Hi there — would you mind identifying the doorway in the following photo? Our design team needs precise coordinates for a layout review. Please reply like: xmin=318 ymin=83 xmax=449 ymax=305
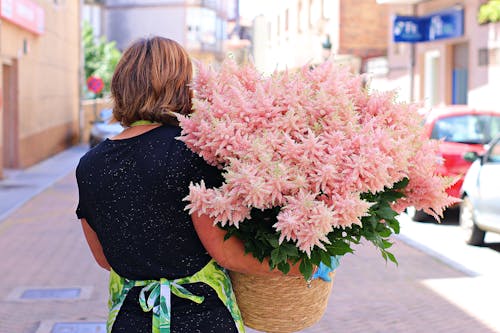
xmin=451 ymin=43 xmax=469 ymax=105
xmin=2 ymin=61 xmax=19 ymax=170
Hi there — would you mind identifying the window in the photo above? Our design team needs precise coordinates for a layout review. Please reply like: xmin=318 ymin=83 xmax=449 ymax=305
xmin=431 ymin=114 xmax=500 ymax=144
xmin=277 ymin=15 xmax=281 ymax=37
xmin=298 ymin=1 xmax=302 ymax=33
xmin=285 ymin=9 xmax=289 ymax=32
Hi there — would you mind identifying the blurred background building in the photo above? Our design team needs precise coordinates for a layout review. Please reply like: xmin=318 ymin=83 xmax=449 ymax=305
xmin=248 ymin=0 xmax=389 ymax=74
xmin=2 ymin=0 xmax=500 ymax=179
xmin=0 ymin=0 xmax=80 ymax=179
xmin=83 ymin=0 xmax=240 ymax=63
xmin=376 ymin=0 xmax=500 ymax=109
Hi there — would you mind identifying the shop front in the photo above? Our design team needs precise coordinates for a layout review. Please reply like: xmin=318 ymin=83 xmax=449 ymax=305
xmin=379 ymin=0 xmax=500 ymax=111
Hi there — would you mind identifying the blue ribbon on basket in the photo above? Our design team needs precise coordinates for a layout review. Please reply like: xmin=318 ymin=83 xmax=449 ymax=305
xmin=311 ymin=256 xmax=341 ymax=282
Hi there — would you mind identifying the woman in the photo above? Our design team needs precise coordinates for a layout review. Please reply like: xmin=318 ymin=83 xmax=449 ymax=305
xmin=76 ymin=37 xmax=300 ymax=333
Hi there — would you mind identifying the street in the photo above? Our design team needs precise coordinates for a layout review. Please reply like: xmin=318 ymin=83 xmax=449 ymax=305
xmin=0 ymin=146 xmax=499 ymax=333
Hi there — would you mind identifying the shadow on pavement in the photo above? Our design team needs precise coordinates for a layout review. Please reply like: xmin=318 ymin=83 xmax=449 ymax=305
xmin=441 ymin=207 xmax=459 ymax=225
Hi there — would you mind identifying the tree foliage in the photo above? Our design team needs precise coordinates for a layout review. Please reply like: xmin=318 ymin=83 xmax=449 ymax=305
xmin=82 ymin=20 xmax=121 ymax=97
xmin=478 ymin=0 xmax=500 ymax=24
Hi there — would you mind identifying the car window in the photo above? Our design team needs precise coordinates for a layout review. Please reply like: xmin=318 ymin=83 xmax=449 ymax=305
xmin=431 ymin=114 xmax=500 ymax=144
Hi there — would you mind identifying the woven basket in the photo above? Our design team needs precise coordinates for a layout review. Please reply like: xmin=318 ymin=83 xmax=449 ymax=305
xmin=229 ymin=271 xmax=335 ymax=333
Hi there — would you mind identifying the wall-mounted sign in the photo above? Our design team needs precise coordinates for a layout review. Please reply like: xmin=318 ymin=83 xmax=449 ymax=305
xmin=87 ymin=76 xmax=104 ymax=94
xmin=0 ymin=0 xmax=45 ymax=35
xmin=393 ymin=7 xmax=463 ymax=43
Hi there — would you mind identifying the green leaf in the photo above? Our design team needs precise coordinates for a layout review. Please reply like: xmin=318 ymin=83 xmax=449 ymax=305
xmin=325 ymin=241 xmax=353 ymax=256
xmin=385 ymin=251 xmax=398 ymax=265
xmin=310 ymin=249 xmax=322 ymax=266
xmin=381 ymin=240 xmax=393 ymax=249
xmin=277 ymin=261 xmax=291 ymax=274
xmin=381 ymin=191 xmax=405 ymax=202
xmin=376 ymin=205 xmax=398 ymax=221
xmin=378 ymin=228 xmax=392 ymax=238
xmin=320 ymin=251 xmax=332 ymax=268
xmin=386 ymin=218 xmax=400 ymax=234
xmin=267 ymin=237 xmax=279 ymax=248
xmin=270 ymin=248 xmax=281 ymax=265
xmin=392 ymin=177 xmax=409 ymax=190
xmin=299 ymin=258 xmax=314 ymax=280
xmin=280 ymin=243 xmax=299 ymax=257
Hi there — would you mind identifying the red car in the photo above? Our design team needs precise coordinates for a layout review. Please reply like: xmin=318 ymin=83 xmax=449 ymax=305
xmin=410 ymin=105 xmax=500 ymax=221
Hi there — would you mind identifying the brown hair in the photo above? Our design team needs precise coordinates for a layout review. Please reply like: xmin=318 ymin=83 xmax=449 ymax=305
xmin=111 ymin=37 xmax=193 ymax=126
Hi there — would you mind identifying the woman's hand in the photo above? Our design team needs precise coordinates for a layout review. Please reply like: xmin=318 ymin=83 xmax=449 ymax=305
xmin=192 ymin=213 xmax=302 ymax=277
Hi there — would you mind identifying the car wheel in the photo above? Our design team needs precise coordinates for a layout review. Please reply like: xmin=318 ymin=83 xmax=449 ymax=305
xmin=459 ymin=196 xmax=485 ymax=246
xmin=406 ymin=206 xmax=431 ymax=222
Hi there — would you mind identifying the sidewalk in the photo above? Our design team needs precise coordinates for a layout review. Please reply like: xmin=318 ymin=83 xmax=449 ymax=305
xmin=0 ymin=145 xmax=88 ymax=223
xmin=0 ymin=146 xmax=499 ymax=333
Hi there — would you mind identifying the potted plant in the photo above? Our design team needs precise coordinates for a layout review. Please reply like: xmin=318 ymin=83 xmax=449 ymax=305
xmin=177 ymin=60 xmax=457 ymax=333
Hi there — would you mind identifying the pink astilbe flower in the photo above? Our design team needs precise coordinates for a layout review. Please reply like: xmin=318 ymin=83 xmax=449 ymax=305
xmin=177 ymin=59 xmax=456 ymax=256
xmin=274 ymin=191 xmax=334 ymax=255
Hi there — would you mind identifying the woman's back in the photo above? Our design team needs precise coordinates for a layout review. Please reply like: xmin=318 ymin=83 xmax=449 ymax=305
xmin=76 ymin=125 xmax=223 ymax=280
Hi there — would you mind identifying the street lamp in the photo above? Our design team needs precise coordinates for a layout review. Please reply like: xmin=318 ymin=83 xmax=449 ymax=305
xmin=321 ymin=34 xmax=332 ymax=61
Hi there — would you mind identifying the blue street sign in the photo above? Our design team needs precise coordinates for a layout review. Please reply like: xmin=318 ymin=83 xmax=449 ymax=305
xmin=393 ymin=7 xmax=464 ymax=43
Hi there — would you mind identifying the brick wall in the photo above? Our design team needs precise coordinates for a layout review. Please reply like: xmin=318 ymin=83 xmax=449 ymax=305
xmin=339 ymin=0 xmax=389 ymax=60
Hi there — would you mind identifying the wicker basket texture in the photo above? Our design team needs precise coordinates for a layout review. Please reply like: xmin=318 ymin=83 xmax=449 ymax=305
xmin=229 ymin=271 xmax=335 ymax=333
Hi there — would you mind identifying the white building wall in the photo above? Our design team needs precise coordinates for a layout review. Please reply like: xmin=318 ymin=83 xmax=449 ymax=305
xmin=251 ymin=0 xmax=333 ymax=74
xmin=468 ymin=19 xmax=500 ymax=111
xmin=105 ymin=6 xmax=186 ymax=50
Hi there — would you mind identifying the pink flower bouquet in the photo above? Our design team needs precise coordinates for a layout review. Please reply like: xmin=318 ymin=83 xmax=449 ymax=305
xmin=177 ymin=60 xmax=458 ymax=279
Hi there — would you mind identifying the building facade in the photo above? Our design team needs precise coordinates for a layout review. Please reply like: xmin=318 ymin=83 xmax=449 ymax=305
xmin=251 ymin=0 xmax=389 ymax=74
xmin=84 ymin=0 xmax=238 ymax=63
xmin=0 ymin=0 xmax=80 ymax=178
xmin=377 ymin=0 xmax=500 ymax=109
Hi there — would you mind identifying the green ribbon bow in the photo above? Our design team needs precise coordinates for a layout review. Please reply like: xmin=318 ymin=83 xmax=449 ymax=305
xmin=138 ymin=278 xmax=205 ymax=333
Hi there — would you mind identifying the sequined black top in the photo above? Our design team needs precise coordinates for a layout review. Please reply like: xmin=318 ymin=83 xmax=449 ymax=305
xmin=76 ymin=125 xmax=240 ymax=332
xmin=76 ymin=125 xmax=224 ymax=280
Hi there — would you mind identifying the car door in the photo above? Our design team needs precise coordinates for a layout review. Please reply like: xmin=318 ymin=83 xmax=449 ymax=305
xmin=476 ymin=137 xmax=500 ymax=228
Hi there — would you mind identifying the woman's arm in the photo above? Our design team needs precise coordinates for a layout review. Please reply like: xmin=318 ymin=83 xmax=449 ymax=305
xmin=192 ymin=213 xmax=302 ymax=276
xmin=80 ymin=218 xmax=111 ymax=271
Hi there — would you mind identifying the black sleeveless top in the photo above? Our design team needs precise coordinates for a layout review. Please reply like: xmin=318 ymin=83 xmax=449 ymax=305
xmin=76 ymin=124 xmax=224 ymax=280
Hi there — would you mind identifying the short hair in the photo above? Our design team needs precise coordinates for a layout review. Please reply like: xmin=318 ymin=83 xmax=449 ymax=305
xmin=111 ymin=37 xmax=193 ymax=126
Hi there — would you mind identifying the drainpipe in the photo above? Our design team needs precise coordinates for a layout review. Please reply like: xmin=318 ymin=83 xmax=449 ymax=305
xmin=409 ymin=3 xmax=417 ymax=102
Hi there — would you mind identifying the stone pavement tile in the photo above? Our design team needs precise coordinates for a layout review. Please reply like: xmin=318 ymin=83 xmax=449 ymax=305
xmin=0 ymin=172 xmax=108 ymax=333
xmin=1 ymin=168 xmax=499 ymax=333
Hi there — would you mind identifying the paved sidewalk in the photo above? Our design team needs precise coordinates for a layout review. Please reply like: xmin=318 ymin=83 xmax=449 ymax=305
xmin=0 ymin=146 xmax=499 ymax=333
xmin=0 ymin=145 xmax=88 ymax=223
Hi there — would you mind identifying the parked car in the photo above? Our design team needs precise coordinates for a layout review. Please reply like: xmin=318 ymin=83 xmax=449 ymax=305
xmin=89 ymin=108 xmax=124 ymax=148
xmin=459 ymin=135 xmax=500 ymax=245
xmin=408 ymin=105 xmax=500 ymax=221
